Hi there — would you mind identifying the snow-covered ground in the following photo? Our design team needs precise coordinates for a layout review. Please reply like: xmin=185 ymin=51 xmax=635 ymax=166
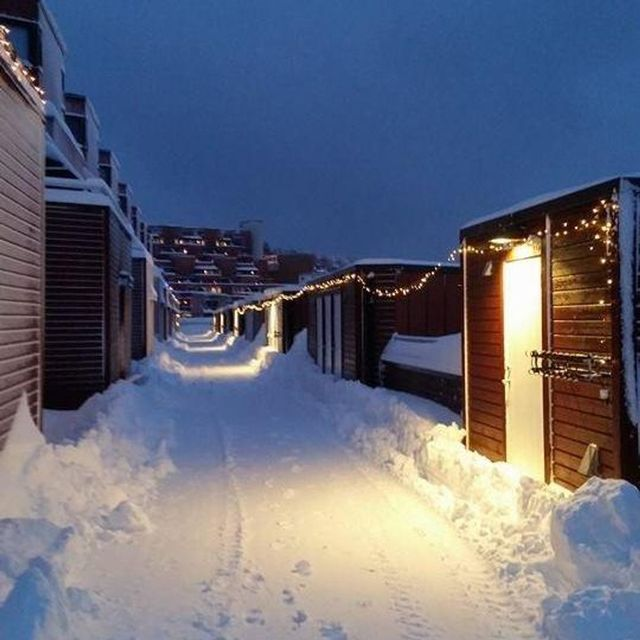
xmin=0 ymin=322 xmax=639 ymax=639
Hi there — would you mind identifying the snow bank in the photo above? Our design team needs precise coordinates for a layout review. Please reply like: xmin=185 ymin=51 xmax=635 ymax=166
xmin=543 ymin=586 xmax=640 ymax=640
xmin=276 ymin=335 xmax=640 ymax=637
xmin=381 ymin=333 xmax=462 ymax=376
xmin=0 ymin=558 xmax=70 ymax=640
xmin=550 ymin=478 xmax=640 ymax=588
xmin=0 ymin=381 xmax=174 ymax=636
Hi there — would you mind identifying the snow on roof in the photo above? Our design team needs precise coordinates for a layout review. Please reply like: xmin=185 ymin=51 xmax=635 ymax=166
xmin=461 ymin=175 xmax=640 ymax=231
xmin=350 ymin=258 xmax=443 ymax=268
xmin=381 ymin=333 xmax=462 ymax=376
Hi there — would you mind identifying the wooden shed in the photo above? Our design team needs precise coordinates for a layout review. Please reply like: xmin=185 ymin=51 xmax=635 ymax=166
xmin=262 ymin=287 xmax=307 ymax=353
xmin=460 ymin=177 xmax=640 ymax=489
xmin=306 ymin=261 xmax=462 ymax=387
xmin=44 ymin=180 xmax=133 ymax=409
xmin=0 ymin=28 xmax=45 ymax=445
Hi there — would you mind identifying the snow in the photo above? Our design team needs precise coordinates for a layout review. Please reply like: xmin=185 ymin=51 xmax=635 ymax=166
xmin=0 ymin=322 xmax=638 ymax=638
xmin=549 ymin=478 xmax=640 ymax=589
xmin=349 ymin=258 xmax=443 ymax=267
xmin=461 ymin=175 xmax=639 ymax=230
xmin=381 ymin=333 xmax=462 ymax=376
xmin=618 ymin=178 xmax=640 ymax=431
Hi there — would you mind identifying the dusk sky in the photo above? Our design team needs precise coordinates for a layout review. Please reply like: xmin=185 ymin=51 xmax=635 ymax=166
xmin=48 ymin=0 xmax=640 ymax=260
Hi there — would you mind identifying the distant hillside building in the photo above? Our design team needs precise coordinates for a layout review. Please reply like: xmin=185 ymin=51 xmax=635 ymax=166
xmin=149 ymin=224 xmax=317 ymax=316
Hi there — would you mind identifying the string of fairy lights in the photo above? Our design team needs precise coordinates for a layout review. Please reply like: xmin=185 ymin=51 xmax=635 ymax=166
xmin=231 ymin=192 xmax=620 ymax=317
xmin=0 ymin=25 xmax=46 ymax=105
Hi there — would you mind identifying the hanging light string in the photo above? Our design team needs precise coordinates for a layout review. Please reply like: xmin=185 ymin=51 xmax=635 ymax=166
xmin=230 ymin=193 xmax=620 ymax=317
xmin=0 ymin=25 xmax=46 ymax=105
xmin=235 ymin=267 xmax=443 ymax=315
xmin=450 ymin=193 xmax=619 ymax=259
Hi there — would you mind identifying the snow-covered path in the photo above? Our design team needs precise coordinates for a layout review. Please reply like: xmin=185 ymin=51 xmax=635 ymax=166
xmin=66 ymin=328 xmax=539 ymax=640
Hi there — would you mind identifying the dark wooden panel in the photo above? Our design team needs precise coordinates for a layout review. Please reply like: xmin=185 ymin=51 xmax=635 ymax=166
xmin=44 ymin=204 xmax=107 ymax=409
xmin=382 ymin=362 xmax=462 ymax=413
xmin=342 ymin=282 xmax=359 ymax=380
xmin=464 ymin=250 xmax=506 ymax=461
xmin=131 ymin=258 xmax=147 ymax=360
xmin=549 ymin=205 xmax=619 ymax=483
xmin=307 ymin=297 xmax=317 ymax=361
xmin=107 ymin=215 xmax=132 ymax=383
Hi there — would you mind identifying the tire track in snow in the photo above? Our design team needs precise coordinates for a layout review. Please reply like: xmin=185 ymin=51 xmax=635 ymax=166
xmin=197 ymin=418 xmax=246 ymax=636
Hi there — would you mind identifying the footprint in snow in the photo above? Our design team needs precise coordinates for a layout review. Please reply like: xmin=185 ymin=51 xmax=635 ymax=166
xmin=283 ymin=488 xmax=296 ymax=500
xmin=292 ymin=610 xmax=308 ymax=627
xmin=282 ymin=589 xmax=295 ymax=605
xmin=242 ymin=570 xmax=265 ymax=592
xmin=319 ymin=622 xmax=348 ymax=639
xmin=292 ymin=560 xmax=312 ymax=577
xmin=245 ymin=608 xmax=266 ymax=625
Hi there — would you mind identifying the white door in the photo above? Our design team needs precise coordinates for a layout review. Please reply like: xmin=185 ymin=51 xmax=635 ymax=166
xmin=503 ymin=256 xmax=545 ymax=481
xmin=268 ymin=304 xmax=282 ymax=351
xmin=316 ymin=298 xmax=324 ymax=370
xmin=324 ymin=295 xmax=333 ymax=373
xmin=332 ymin=293 xmax=342 ymax=377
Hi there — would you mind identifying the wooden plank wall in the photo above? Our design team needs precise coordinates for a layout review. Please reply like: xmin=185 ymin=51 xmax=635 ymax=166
xmin=283 ymin=296 xmax=307 ymax=353
xmin=307 ymin=297 xmax=317 ymax=362
xmin=549 ymin=203 xmax=619 ymax=489
xmin=341 ymin=282 xmax=359 ymax=380
xmin=0 ymin=69 xmax=44 ymax=444
xmin=106 ymin=214 xmax=132 ymax=385
xmin=131 ymin=258 xmax=146 ymax=360
xmin=45 ymin=205 xmax=106 ymax=409
xmin=465 ymin=250 xmax=506 ymax=461
xmin=395 ymin=270 xmax=462 ymax=336
xmin=364 ymin=268 xmax=397 ymax=386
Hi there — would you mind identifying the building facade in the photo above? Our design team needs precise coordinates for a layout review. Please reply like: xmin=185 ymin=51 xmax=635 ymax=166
xmin=0 ymin=23 xmax=45 ymax=446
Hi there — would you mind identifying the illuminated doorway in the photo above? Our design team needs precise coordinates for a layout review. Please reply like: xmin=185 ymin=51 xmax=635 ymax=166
xmin=502 ymin=255 xmax=545 ymax=481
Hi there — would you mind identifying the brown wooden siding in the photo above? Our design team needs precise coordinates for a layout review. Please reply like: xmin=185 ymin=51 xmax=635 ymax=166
xmin=342 ymin=282 xmax=359 ymax=380
xmin=464 ymin=250 xmax=506 ymax=461
xmin=549 ymin=204 xmax=619 ymax=489
xmin=307 ymin=297 xmax=317 ymax=361
xmin=44 ymin=204 xmax=107 ymax=408
xmin=364 ymin=268 xmax=396 ymax=386
xmin=107 ymin=214 xmax=132 ymax=383
xmin=396 ymin=271 xmax=462 ymax=336
xmin=45 ymin=205 xmax=132 ymax=409
xmin=131 ymin=258 xmax=146 ymax=360
xmin=0 ymin=69 xmax=44 ymax=447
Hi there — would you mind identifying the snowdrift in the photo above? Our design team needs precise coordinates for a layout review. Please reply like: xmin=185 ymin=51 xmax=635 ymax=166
xmin=0 ymin=386 xmax=173 ymax=638
xmin=276 ymin=334 xmax=640 ymax=639
xmin=1 ymin=330 xmax=639 ymax=638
